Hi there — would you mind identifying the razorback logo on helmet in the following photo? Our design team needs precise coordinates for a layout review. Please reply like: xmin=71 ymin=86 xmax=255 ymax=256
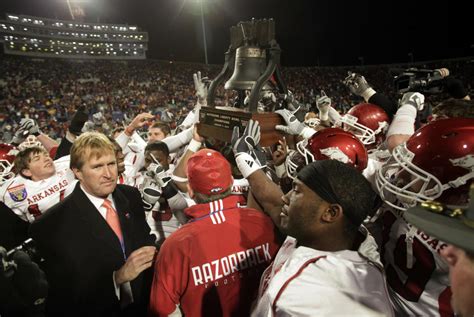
xmin=450 ymin=155 xmax=474 ymax=171
xmin=285 ymin=128 xmax=368 ymax=179
xmin=319 ymin=147 xmax=352 ymax=164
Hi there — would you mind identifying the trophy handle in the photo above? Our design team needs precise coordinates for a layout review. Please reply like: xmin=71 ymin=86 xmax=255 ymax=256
xmin=207 ymin=48 xmax=235 ymax=108
xmin=247 ymin=43 xmax=281 ymax=112
xmin=273 ymin=63 xmax=288 ymax=95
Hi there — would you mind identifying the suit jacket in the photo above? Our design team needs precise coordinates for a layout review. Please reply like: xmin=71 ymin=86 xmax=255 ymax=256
xmin=29 ymin=183 xmax=155 ymax=316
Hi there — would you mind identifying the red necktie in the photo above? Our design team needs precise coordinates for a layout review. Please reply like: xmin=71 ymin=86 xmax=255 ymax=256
xmin=102 ymin=198 xmax=123 ymax=243
xmin=103 ymin=200 xmax=132 ymax=305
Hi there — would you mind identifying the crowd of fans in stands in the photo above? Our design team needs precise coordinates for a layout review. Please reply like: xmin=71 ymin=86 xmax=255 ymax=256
xmin=1 ymin=53 xmax=474 ymax=316
xmin=0 ymin=55 xmax=473 ymax=142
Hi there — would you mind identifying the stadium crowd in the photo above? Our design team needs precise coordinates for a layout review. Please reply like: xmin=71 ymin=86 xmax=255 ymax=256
xmin=1 ymin=55 xmax=472 ymax=142
xmin=1 ymin=53 xmax=474 ymax=317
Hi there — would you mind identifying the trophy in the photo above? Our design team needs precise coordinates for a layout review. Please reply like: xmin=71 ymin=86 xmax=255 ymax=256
xmin=198 ymin=18 xmax=288 ymax=146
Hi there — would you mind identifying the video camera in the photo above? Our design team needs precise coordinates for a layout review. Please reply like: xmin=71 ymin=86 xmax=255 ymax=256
xmin=391 ymin=68 xmax=446 ymax=95
xmin=1 ymin=239 xmax=41 ymax=278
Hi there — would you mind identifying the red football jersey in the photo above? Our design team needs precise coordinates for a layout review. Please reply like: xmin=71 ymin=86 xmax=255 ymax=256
xmin=149 ymin=195 xmax=282 ymax=317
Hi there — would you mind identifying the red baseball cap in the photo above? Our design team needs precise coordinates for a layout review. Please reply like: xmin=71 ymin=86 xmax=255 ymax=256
xmin=187 ymin=149 xmax=233 ymax=195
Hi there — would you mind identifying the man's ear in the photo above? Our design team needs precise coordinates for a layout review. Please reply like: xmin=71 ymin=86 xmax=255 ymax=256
xmin=72 ymin=168 xmax=83 ymax=181
xmin=21 ymin=168 xmax=32 ymax=178
xmin=321 ymin=204 xmax=343 ymax=223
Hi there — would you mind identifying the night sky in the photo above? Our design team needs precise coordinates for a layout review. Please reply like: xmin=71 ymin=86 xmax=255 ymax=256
xmin=0 ymin=0 xmax=472 ymax=66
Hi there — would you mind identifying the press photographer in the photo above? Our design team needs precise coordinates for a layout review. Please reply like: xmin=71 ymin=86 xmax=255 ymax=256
xmin=0 ymin=239 xmax=47 ymax=317
xmin=392 ymin=67 xmax=450 ymax=94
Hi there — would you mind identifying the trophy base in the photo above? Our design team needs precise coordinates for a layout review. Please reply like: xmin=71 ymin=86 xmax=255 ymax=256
xmin=197 ymin=106 xmax=283 ymax=147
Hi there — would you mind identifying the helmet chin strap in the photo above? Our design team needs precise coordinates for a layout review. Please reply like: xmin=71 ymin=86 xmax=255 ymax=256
xmin=444 ymin=171 xmax=474 ymax=191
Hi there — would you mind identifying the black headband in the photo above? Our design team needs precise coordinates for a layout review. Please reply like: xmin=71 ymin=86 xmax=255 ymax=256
xmin=297 ymin=162 xmax=363 ymax=226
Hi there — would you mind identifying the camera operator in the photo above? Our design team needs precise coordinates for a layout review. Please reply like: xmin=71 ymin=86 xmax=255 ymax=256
xmin=386 ymin=67 xmax=470 ymax=151
xmin=0 ymin=241 xmax=47 ymax=317
xmin=1 ymin=186 xmax=47 ymax=316
xmin=343 ymin=72 xmax=399 ymax=120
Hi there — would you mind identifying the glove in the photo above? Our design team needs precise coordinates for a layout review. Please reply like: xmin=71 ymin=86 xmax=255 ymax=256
xmin=69 ymin=106 xmax=89 ymax=135
xmin=231 ymin=119 xmax=261 ymax=155
xmin=81 ymin=121 xmax=95 ymax=133
xmin=141 ymin=176 xmax=162 ymax=212
xmin=231 ymin=119 xmax=267 ymax=178
xmin=92 ymin=112 xmax=105 ymax=127
xmin=12 ymin=119 xmax=40 ymax=144
xmin=147 ymin=162 xmax=165 ymax=176
xmin=316 ymin=90 xmax=331 ymax=121
xmin=282 ymin=90 xmax=306 ymax=121
xmin=343 ymin=72 xmax=372 ymax=97
xmin=20 ymin=118 xmax=40 ymax=136
xmin=275 ymin=109 xmax=315 ymax=139
xmin=142 ymin=187 xmax=162 ymax=211
xmin=283 ymin=90 xmax=297 ymax=109
xmin=161 ymin=179 xmax=179 ymax=200
xmin=231 ymin=119 xmax=266 ymax=165
xmin=193 ymin=71 xmax=209 ymax=104
xmin=11 ymin=131 xmax=25 ymax=146
xmin=146 ymin=161 xmax=171 ymax=188
xmin=400 ymin=92 xmax=425 ymax=111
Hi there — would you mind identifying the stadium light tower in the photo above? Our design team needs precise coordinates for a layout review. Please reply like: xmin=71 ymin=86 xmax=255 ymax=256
xmin=66 ymin=0 xmax=88 ymax=21
xmin=198 ymin=0 xmax=209 ymax=65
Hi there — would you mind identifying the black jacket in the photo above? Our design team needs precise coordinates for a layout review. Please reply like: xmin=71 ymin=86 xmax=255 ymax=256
xmin=29 ymin=183 xmax=155 ymax=316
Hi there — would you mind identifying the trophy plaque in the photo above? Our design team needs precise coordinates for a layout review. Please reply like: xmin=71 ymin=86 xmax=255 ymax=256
xmin=198 ymin=106 xmax=283 ymax=147
xmin=197 ymin=18 xmax=288 ymax=147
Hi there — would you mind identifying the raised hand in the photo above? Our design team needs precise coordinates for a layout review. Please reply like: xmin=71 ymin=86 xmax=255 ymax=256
xmin=343 ymin=72 xmax=372 ymax=96
xmin=231 ymin=119 xmax=266 ymax=167
xmin=12 ymin=118 xmax=40 ymax=144
xmin=193 ymin=71 xmax=209 ymax=104
xmin=316 ymin=90 xmax=331 ymax=121
xmin=69 ymin=106 xmax=89 ymax=135
xmin=275 ymin=109 xmax=306 ymax=136
xmin=231 ymin=119 xmax=260 ymax=155
xmin=271 ymin=137 xmax=288 ymax=166
xmin=142 ymin=177 xmax=162 ymax=212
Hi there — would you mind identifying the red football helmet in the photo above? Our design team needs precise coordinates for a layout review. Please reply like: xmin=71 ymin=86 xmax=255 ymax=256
xmin=376 ymin=118 xmax=474 ymax=210
xmin=0 ymin=143 xmax=17 ymax=183
xmin=339 ymin=103 xmax=390 ymax=147
xmin=285 ymin=128 xmax=368 ymax=179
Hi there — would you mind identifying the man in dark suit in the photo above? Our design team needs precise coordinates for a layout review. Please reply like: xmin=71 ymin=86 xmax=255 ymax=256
xmin=29 ymin=131 xmax=156 ymax=316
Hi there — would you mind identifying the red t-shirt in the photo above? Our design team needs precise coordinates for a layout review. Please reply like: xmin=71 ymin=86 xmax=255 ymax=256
xmin=149 ymin=195 xmax=281 ymax=317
